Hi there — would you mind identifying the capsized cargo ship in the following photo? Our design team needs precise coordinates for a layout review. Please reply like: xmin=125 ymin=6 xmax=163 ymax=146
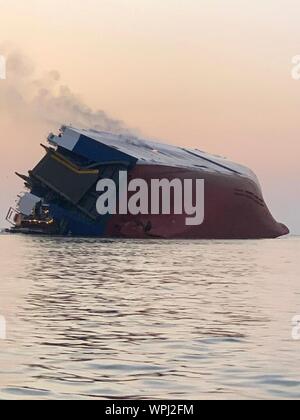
xmin=6 ymin=125 xmax=289 ymax=239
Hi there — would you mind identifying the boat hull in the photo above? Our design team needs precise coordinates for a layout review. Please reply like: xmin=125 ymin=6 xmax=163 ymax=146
xmin=103 ymin=165 xmax=289 ymax=239
xmin=7 ymin=126 xmax=289 ymax=239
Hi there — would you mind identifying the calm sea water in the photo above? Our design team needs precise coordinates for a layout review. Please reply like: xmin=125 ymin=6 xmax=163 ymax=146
xmin=0 ymin=234 xmax=300 ymax=400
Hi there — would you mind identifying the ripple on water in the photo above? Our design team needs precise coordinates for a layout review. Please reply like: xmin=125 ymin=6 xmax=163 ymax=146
xmin=0 ymin=236 xmax=300 ymax=399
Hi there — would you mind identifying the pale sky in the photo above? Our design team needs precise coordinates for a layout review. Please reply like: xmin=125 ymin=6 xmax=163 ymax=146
xmin=1 ymin=0 xmax=300 ymax=232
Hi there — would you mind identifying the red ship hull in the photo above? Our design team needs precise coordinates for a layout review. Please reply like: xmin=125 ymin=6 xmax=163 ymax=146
xmin=105 ymin=165 xmax=289 ymax=239
xmin=9 ymin=126 xmax=289 ymax=239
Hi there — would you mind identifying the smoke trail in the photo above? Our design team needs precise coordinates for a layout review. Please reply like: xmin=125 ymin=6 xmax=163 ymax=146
xmin=0 ymin=45 xmax=134 ymax=225
xmin=0 ymin=45 xmax=132 ymax=134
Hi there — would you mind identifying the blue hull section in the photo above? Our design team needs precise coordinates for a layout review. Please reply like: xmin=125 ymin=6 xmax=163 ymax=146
xmin=49 ymin=204 xmax=107 ymax=236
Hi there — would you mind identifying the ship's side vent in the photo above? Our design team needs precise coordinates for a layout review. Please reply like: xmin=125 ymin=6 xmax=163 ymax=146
xmin=234 ymin=189 xmax=265 ymax=207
